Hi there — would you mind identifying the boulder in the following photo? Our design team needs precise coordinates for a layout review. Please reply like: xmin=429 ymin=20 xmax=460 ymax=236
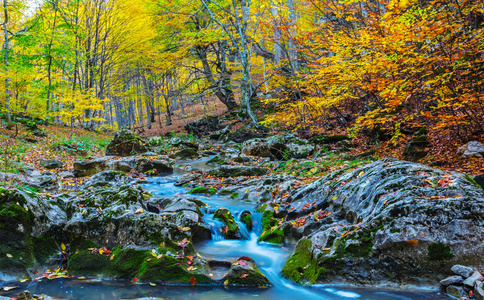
xmin=74 ymin=157 xmax=173 ymax=177
xmin=105 ymin=129 xmax=150 ymax=156
xmin=59 ymin=171 xmax=75 ymax=179
xmin=451 ymin=264 xmax=475 ymax=278
xmin=458 ymin=141 xmax=484 ymax=158
xmin=213 ymin=208 xmax=241 ymax=239
xmin=40 ymin=160 xmax=63 ymax=169
xmin=184 ymin=116 xmax=221 ymax=138
xmin=439 ymin=275 xmax=464 ymax=287
xmin=278 ymin=158 xmax=484 ymax=286
xmin=241 ymin=139 xmax=271 ymax=157
xmin=169 ymin=148 xmax=198 ymax=159
xmin=81 ymin=170 xmax=134 ymax=188
xmin=174 ymin=173 xmax=203 ymax=186
xmin=463 ymin=271 xmax=483 ymax=287
xmin=221 ymin=257 xmax=272 ymax=286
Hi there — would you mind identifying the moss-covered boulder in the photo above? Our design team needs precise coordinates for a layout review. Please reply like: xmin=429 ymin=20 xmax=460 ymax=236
xmin=278 ymin=158 xmax=484 ymax=286
xmin=188 ymin=186 xmax=216 ymax=195
xmin=74 ymin=157 xmax=173 ymax=177
xmin=0 ymin=188 xmax=64 ymax=278
xmin=240 ymin=211 xmax=253 ymax=231
xmin=69 ymin=245 xmax=212 ymax=285
xmin=222 ymin=257 xmax=272 ymax=286
xmin=106 ymin=129 xmax=151 ymax=156
xmin=170 ymin=148 xmax=199 ymax=159
xmin=213 ymin=208 xmax=241 ymax=239
xmin=258 ymin=210 xmax=284 ymax=244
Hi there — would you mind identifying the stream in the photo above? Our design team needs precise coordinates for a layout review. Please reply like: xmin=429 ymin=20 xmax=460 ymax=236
xmin=0 ymin=158 xmax=449 ymax=299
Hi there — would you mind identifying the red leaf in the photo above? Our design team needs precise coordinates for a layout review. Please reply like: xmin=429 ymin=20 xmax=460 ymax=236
xmin=131 ymin=277 xmax=138 ymax=283
xmin=190 ymin=276 xmax=196 ymax=286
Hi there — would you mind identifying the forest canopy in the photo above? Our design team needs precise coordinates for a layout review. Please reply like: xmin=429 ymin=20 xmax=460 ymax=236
xmin=0 ymin=0 xmax=483 ymax=142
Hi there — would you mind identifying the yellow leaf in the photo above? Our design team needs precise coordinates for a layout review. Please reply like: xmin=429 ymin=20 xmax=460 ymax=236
xmin=61 ymin=243 xmax=66 ymax=251
xmin=110 ymin=255 xmax=115 ymax=261
xmin=358 ymin=171 xmax=365 ymax=177
xmin=78 ymin=277 xmax=86 ymax=279
xmin=224 ymin=280 xmax=229 ymax=285
xmin=150 ymin=282 xmax=156 ymax=286
xmin=99 ymin=249 xmax=104 ymax=255
xmin=6 ymin=253 xmax=12 ymax=258
xmin=332 ymin=196 xmax=337 ymax=200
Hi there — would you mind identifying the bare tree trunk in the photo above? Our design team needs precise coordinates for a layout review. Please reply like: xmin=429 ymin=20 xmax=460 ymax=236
xmin=3 ymin=0 xmax=11 ymax=126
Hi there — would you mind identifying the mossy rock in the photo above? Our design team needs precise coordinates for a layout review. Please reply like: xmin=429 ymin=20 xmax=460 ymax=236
xmin=218 ymin=189 xmax=233 ymax=196
xmin=428 ymin=243 xmax=454 ymax=261
xmin=281 ymin=239 xmax=320 ymax=283
xmin=106 ymin=129 xmax=150 ymax=156
xmin=222 ymin=257 xmax=272 ymax=286
xmin=188 ymin=187 xmax=216 ymax=195
xmin=309 ymin=134 xmax=350 ymax=145
xmin=170 ymin=148 xmax=198 ymax=159
xmin=240 ymin=211 xmax=253 ymax=231
xmin=213 ymin=208 xmax=240 ymax=239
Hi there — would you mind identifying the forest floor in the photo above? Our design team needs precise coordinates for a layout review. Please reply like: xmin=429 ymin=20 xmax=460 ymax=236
xmin=0 ymin=97 xmax=483 ymax=176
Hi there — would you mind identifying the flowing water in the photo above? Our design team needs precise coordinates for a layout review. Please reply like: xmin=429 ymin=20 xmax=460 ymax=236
xmin=0 ymin=158 xmax=449 ymax=299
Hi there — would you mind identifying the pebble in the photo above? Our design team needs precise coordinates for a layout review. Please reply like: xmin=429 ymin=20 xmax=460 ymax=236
xmin=452 ymin=264 xmax=475 ymax=278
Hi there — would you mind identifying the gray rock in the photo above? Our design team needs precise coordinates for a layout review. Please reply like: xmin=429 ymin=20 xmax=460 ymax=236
xmin=463 ymin=271 xmax=483 ymax=287
xmin=452 ymin=264 xmax=475 ymax=278
xmin=169 ymin=148 xmax=198 ymax=159
xmin=279 ymin=158 xmax=484 ymax=286
xmin=458 ymin=141 xmax=484 ymax=158
xmin=74 ymin=157 xmax=173 ymax=177
xmin=241 ymin=139 xmax=271 ymax=157
xmin=140 ymin=151 xmax=158 ymax=156
xmin=446 ymin=285 xmax=467 ymax=298
xmin=40 ymin=159 xmax=63 ymax=169
xmin=174 ymin=173 xmax=202 ymax=186
xmin=58 ymin=171 xmax=75 ymax=179
xmin=81 ymin=170 xmax=133 ymax=188
xmin=39 ymin=172 xmax=57 ymax=186
xmin=476 ymin=281 xmax=484 ymax=300
xmin=439 ymin=275 xmax=464 ymax=287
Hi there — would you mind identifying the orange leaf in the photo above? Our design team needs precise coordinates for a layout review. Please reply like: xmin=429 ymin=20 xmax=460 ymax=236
xmin=131 ymin=277 xmax=138 ymax=284
xmin=190 ymin=276 xmax=196 ymax=286
xmin=406 ymin=239 xmax=418 ymax=246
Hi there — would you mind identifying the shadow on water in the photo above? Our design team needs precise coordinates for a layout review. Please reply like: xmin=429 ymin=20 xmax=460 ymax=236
xmin=0 ymin=157 xmax=449 ymax=299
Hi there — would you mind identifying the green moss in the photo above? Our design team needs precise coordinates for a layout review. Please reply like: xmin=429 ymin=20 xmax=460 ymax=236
xmin=213 ymin=208 xmax=240 ymax=239
xmin=258 ymin=228 xmax=284 ymax=244
xmin=107 ymin=248 xmax=149 ymax=278
xmin=428 ymin=243 xmax=454 ymax=261
xmin=281 ymin=239 xmax=319 ymax=283
xmin=32 ymin=236 xmax=57 ymax=264
xmin=256 ymin=204 xmax=268 ymax=213
xmin=171 ymin=148 xmax=198 ymax=159
xmin=68 ymin=250 xmax=111 ymax=276
xmin=230 ymin=192 xmax=239 ymax=199
xmin=69 ymin=237 xmax=100 ymax=252
xmin=241 ymin=213 xmax=253 ymax=231
xmin=218 ymin=189 xmax=233 ymax=195
xmin=138 ymin=255 xmax=212 ymax=284
xmin=188 ymin=186 xmax=216 ymax=195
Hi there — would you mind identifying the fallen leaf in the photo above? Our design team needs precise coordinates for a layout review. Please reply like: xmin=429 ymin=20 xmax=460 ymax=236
xmin=135 ymin=207 xmax=144 ymax=215
xmin=241 ymin=273 xmax=248 ymax=278
xmin=78 ymin=277 xmax=86 ymax=279
xmin=224 ymin=280 xmax=229 ymax=285
xmin=157 ymin=254 xmax=163 ymax=259
xmin=61 ymin=243 xmax=66 ymax=251
xmin=146 ymin=258 xmax=151 ymax=262
xmin=150 ymin=282 xmax=156 ymax=286
xmin=3 ymin=286 xmax=17 ymax=291
xmin=99 ymin=249 xmax=104 ymax=255
xmin=190 ymin=276 xmax=196 ymax=286
xmin=110 ymin=254 xmax=115 ymax=261
xmin=406 ymin=239 xmax=418 ymax=246
xmin=131 ymin=277 xmax=138 ymax=283
xmin=6 ymin=253 xmax=12 ymax=258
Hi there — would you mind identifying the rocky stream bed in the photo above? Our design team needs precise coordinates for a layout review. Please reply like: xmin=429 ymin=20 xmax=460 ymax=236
xmin=1 ymin=129 xmax=483 ymax=299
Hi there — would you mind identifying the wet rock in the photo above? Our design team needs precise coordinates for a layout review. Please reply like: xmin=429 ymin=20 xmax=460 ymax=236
xmin=213 ymin=208 xmax=241 ymax=239
xmin=222 ymin=257 xmax=272 ymax=286
xmin=463 ymin=271 xmax=483 ymax=287
xmin=446 ymin=285 xmax=467 ymax=298
xmin=17 ymin=292 xmax=33 ymax=300
xmin=458 ymin=141 xmax=484 ymax=158
xmin=279 ymin=158 xmax=484 ymax=286
xmin=439 ymin=275 xmax=464 ymax=287
xmin=227 ymin=125 xmax=268 ymax=143
xmin=452 ymin=265 xmax=475 ymax=278
xmin=40 ymin=160 xmax=63 ymax=169
xmin=175 ymin=173 xmax=203 ymax=186
xmin=106 ymin=129 xmax=150 ymax=156
xmin=474 ymin=175 xmax=484 ymax=189
xmin=403 ymin=135 xmax=429 ymax=162
xmin=240 ymin=211 xmax=253 ymax=231
xmin=184 ymin=116 xmax=221 ymax=138
xmin=209 ymin=165 xmax=268 ymax=177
